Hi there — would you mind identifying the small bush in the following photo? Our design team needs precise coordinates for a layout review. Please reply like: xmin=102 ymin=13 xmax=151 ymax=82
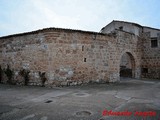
xmin=39 ymin=72 xmax=47 ymax=87
xmin=19 ymin=69 xmax=30 ymax=85
xmin=4 ymin=65 xmax=14 ymax=84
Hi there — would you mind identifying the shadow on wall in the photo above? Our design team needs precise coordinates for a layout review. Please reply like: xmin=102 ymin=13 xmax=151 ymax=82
xmin=120 ymin=66 xmax=132 ymax=77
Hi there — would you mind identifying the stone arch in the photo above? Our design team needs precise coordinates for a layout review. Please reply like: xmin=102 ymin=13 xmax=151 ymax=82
xmin=119 ymin=50 xmax=136 ymax=78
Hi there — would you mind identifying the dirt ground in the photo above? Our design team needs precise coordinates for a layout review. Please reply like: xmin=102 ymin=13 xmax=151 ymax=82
xmin=0 ymin=78 xmax=160 ymax=120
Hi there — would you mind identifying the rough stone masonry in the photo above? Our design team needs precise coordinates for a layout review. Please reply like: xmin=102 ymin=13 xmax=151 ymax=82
xmin=0 ymin=20 xmax=159 ymax=86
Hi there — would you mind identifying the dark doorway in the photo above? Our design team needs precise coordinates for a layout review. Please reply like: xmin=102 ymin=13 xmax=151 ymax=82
xmin=120 ymin=52 xmax=135 ymax=78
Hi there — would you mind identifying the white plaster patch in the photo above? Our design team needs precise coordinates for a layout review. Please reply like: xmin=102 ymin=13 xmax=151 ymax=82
xmin=68 ymin=71 xmax=73 ymax=77
xmin=15 ymin=71 xmax=19 ymax=75
xmin=34 ymin=72 xmax=39 ymax=78
xmin=70 ymin=44 xmax=77 ymax=50
xmin=22 ymin=63 xmax=30 ymax=69
xmin=47 ymin=72 xmax=55 ymax=81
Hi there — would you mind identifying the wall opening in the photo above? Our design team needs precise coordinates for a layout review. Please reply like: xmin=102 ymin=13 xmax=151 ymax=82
xmin=82 ymin=46 xmax=84 ymax=51
xmin=119 ymin=26 xmax=123 ymax=30
xmin=151 ymin=38 xmax=158 ymax=48
xmin=120 ymin=52 xmax=135 ymax=78
xmin=142 ymin=68 xmax=148 ymax=74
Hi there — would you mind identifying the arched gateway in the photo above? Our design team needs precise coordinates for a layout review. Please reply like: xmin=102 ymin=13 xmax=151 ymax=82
xmin=119 ymin=52 xmax=136 ymax=79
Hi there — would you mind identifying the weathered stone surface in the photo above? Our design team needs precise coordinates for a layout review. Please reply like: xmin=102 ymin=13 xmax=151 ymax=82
xmin=0 ymin=21 xmax=159 ymax=86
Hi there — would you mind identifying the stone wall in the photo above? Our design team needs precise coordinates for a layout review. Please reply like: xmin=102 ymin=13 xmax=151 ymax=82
xmin=0 ymin=28 xmax=142 ymax=86
xmin=141 ymin=32 xmax=160 ymax=79
xmin=101 ymin=20 xmax=160 ymax=80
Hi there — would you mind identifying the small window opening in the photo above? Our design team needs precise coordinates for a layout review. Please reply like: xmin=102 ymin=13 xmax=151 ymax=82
xmin=151 ymin=38 xmax=158 ymax=48
xmin=142 ymin=68 xmax=148 ymax=73
xmin=119 ymin=26 xmax=123 ymax=30
xmin=84 ymin=58 xmax=86 ymax=62
xmin=82 ymin=46 xmax=84 ymax=51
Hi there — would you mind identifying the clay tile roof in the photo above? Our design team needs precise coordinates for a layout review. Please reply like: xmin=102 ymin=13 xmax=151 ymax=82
xmin=0 ymin=27 xmax=106 ymax=39
xmin=113 ymin=20 xmax=142 ymax=27
xmin=113 ymin=20 xmax=160 ymax=31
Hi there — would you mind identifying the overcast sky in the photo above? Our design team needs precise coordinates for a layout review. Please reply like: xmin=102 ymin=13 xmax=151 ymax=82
xmin=0 ymin=0 xmax=160 ymax=36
